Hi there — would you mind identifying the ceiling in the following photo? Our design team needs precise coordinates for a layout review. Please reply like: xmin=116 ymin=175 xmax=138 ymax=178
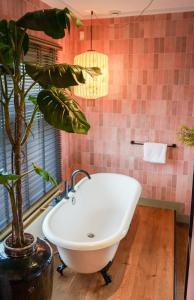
xmin=42 ymin=0 xmax=194 ymax=18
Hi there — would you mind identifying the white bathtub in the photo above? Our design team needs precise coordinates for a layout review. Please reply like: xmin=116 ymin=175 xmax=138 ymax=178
xmin=43 ymin=173 xmax=142 ymax=273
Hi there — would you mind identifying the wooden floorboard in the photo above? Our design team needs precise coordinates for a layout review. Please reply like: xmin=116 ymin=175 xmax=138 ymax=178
xmin=52 ymin=206 xmax=175 ymax=300
xmin=176 ymin=223 xmax=188 ymax=300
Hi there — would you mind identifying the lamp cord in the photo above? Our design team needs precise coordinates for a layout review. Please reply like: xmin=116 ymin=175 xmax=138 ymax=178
xmin=87 ymin=0 xmax=155 ymax=50
xmin=90 ymin=10 xmax=93 ymax=50
xmin=92 ymin=0 xmax=155 ymax=28
xmin=138 ymin=0 xmax=155 ymax=17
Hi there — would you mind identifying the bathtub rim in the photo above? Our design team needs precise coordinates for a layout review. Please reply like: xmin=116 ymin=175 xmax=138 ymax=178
xmin=42 ymin=173 xmax=142 ymax=251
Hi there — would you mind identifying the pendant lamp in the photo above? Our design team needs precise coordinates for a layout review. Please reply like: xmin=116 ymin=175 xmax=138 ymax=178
xmin=74 ymin=11 xmax=109 ymax=99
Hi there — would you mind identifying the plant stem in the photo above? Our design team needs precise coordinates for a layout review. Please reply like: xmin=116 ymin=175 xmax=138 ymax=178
xmin=0 ymin=76 xmax=8 ymax=101
xmin=11 ymin=29 xmax=26 ymax=246
xmin=5 ymin=185 xmax=21 ymax=246
xmin=21 ymin=106 xmax=38 ymax=145
xmin=4 ymin=101 xmax=15 ymax=146
xmin=14 ymin=74 xmax=25 ymax=246
xmin=24 ymin=81 xmax=37 ymax=98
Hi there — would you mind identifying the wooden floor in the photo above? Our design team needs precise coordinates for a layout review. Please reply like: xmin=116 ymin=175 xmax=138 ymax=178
xmin=51 ymin=206 xmax=177 ymax=300
xmin=176 ymin=223 xmax=188 ymax=300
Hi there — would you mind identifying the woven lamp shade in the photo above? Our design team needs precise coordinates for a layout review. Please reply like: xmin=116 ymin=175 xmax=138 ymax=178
xmin=74 ymin=50 xmax=109 ymax=99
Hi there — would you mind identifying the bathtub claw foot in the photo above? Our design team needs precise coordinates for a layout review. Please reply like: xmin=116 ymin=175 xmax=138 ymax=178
xmin=101 ymin=272 xmax=112 ymax=285
xmin=57 ymin=263 xmax=67 ymax=275
xmin=100 ymin=261 xmax=112 ymax=285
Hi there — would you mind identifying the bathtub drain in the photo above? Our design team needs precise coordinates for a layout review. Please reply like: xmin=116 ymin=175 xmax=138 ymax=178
xmin=87 ymin=233 xmax=95 ymax=238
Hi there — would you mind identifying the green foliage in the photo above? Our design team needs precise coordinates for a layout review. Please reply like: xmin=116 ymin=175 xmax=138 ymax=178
xmin=0 ymin=169 xmax=21 ymax=185
xmin=177 ymin=125 xmax=194 ymax=146
xmin=0 ymin=7 xmax=100 ymax=246
xmin=28 ymin=95 xmax=38 ymax=105
xmin=32 ymin=163 xmax=57 ymax=186
xmin=17 ymin=8 xmax=82 ymax=39
xmin=37 ymin=87 xmax=90 ymax=134
xmin=0 ymin=19 xmax=29 ymax=66
xmin=25 ymin=63 xmax=101 ymax=88
xmin=0 ymin=41 xmax=13 ymax=66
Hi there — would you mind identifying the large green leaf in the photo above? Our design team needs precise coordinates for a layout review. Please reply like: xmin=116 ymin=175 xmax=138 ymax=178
xmin=0 ymin=169 xmax=21 ymax=185
xmin=37 ymin=88 xmax=90 ymax=134
xmin=0 ymin=20 xmax=12 ymax=65
xmin=0 ymin=19 xmax=29 ymax=66
xmin=32 ymin=163 xmax=57 ymax=186
xmin=0 ymin=41 xmax=13 ymax=66
xmin=25 ymin=63 xmax=101 ymax=88
xmin=17 ymin=8 xmax=82 ymax=39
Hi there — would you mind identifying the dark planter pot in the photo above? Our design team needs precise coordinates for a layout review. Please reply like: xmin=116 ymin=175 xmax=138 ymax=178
xmin=0 ymin=238 xmax=53 ymax=300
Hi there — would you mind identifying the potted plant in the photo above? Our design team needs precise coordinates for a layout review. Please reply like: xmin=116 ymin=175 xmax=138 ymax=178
xmin=178 ymin=126 xmax=194 ymax=146
xmin=0 ymin=7 xmax=100 ymax=300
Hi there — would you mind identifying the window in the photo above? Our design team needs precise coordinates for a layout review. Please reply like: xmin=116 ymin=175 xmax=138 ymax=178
xmin=0 ymin=41 xmax=61 ymax=231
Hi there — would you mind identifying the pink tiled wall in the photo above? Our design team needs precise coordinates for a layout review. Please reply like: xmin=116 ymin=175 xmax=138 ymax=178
xmin=61 ymin=12 xmax=194 ymax=214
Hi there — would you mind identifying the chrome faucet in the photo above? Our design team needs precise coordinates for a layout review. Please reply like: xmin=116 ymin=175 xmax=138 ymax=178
xmin=64 ymin=180 xmax=71 ymax=199
xmin=71 ymin=169 xmax=91 ymax=192
xmin=64 ymin=169 xmax=91 ymax=199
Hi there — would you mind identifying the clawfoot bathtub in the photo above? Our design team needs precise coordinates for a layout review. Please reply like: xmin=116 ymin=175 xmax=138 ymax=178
xmin=43 ymin=173 xmax=142 ymax=275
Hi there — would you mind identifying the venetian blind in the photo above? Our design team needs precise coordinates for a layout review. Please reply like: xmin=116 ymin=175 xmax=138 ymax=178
xmin=0 ymin=42 xmax=61 ymax=230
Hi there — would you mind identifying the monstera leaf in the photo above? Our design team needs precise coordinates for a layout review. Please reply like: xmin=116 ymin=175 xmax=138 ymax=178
xmin=37 ymin=88 xmax=90 ymax=134
xmin=25 ymin=63 xmax=101 ymax=88
xmin=0 ymin=19 xmax=29 ymax=66
xmin=17 ymin=8 xmax=82 ymax=39
xmin=0 ymin=169 xmax=21 ymax=185
xmin=32 ymin=163 xmax=57 ymax=186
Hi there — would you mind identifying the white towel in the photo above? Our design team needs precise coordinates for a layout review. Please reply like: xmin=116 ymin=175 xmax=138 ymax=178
xmin=143 ymin=142 xmax=167 ymax=164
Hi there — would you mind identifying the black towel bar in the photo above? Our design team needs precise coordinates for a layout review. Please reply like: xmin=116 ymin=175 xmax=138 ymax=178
xmin=130 ymin=140 xmax=177 ymax=148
